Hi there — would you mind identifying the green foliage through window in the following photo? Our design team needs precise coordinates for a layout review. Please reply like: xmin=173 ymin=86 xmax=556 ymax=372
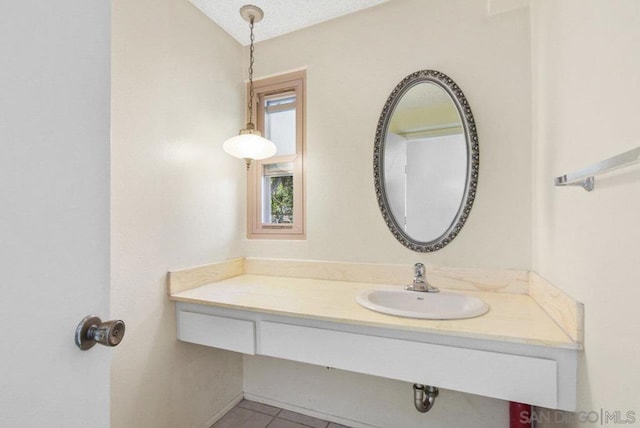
xmin=270 ymin=176 xmax=293 ymax=223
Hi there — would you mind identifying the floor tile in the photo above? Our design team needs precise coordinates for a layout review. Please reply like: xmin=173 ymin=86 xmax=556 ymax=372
xmin=266 ymin=418 xmax=311 ymax=428
xmin=278 ymin=409 xmax=328 ymax=428
xmin=216 ymin=400 xmax=353 ymax=428
xmin=212 ymin=406 xmax=273 ymax=428
xmin=238 ymin=399 xmax=282 ymax=416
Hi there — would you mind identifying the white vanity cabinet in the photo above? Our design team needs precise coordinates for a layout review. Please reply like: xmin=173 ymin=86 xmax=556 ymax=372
xmin=175 ymin=298 xmax=578 ymax=411
xmin=177 ymin=310 xmax=256 ymax=355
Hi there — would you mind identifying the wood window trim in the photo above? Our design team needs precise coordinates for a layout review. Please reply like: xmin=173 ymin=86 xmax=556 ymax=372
xmin=247 ymin=70 xmax=306 ymax=239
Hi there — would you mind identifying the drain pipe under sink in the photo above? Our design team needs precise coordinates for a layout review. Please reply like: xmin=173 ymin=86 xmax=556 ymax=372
xmin=412 ymin=384 xmax=439 ymax=413
xmin=412 ymin=384 xmax=533 ymax=427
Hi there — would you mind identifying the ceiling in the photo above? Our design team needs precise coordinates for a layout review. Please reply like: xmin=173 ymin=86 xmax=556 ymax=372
xmin=189 ymin=0 xmax=390 ymax=46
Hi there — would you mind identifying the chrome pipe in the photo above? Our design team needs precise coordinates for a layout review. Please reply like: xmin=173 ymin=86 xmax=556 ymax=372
xmin=413 ymin=384 xmax=439 ymax=413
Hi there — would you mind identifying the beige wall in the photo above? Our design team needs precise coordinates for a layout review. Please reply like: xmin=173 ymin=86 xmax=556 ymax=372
xmin=242 ymin=0 xmax=533 ymax=270
xmin=109 ymin=0 xmax=640 ymax=426
xmin=532 ymin=1 xmax=640 ymax=426
xmin=111 ymin=0 xmax=247 ymax=426
xmin=244 ymin=356 xmax=508 ymax=428
xmin=242 ymin=1 xmax=530 ymax=427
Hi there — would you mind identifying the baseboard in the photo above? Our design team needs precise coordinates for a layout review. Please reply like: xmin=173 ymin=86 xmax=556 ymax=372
xmin=201 ymin=392 xmax=244 ymax=428
xmin=243 ymin=392 xmax=380 ymax=428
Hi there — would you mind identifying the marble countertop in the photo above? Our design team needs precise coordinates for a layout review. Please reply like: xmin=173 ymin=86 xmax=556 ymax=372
xmin=170 ymin=274 xmax=578 ymax=349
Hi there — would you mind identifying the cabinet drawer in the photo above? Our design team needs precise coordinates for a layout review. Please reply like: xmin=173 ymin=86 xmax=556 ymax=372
xmin=177 ymin=311 xmax=255 ymax=355
xmin=259 ymin=321 xmax=558 ymax=408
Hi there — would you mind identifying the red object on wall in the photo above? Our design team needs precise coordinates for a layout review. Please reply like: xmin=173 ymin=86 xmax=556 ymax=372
xmin=510 ymin=402 xmax=532 ymax=428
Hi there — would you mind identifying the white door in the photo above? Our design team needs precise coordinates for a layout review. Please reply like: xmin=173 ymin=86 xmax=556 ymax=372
xmin=0 ymin=1 xmax=112 ymax=426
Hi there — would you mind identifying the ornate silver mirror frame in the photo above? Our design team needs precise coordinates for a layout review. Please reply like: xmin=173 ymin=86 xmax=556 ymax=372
xmin=373 ymin=70 xmax=479 ymax=252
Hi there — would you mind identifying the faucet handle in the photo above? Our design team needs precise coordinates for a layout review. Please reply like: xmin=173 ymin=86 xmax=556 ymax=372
xmin=414 ymin=263 xmax=425 ymax=281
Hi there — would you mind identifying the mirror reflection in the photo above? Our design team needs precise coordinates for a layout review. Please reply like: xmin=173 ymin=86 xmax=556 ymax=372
xmin=385 ymin=83 xmax=466 ymax=242
xmin=374 ymin=70 xmax=478 ymax=252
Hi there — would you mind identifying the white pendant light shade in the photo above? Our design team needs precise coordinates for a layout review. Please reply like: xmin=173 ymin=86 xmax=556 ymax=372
xmin=223 ymin=131 xmax=277 ymax=161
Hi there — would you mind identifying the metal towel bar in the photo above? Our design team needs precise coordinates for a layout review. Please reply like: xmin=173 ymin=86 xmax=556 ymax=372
xmin=554 ymin=146 xmax=640 ymax=191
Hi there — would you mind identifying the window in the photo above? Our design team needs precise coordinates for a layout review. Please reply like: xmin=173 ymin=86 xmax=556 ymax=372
xmin=248 ymin=70 xmax=305 ymax=238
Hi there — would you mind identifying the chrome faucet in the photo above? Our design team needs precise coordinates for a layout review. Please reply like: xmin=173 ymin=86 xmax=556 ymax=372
xmin=405 ymin=263 xmax=439 ymax=293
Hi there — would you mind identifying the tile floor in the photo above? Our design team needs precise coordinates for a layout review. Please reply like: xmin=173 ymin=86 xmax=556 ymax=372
xmin=212 ymin=399 xmax=352 ymax=428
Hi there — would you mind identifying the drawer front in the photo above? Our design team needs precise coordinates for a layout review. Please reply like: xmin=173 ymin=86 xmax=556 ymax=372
xmin=177 ymin=311 xmax=255 ymax=355
xmin=259 ymin=321 xmax=558 ymax=408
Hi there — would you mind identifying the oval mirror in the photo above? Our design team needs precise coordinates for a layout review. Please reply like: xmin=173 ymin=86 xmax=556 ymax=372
xmin=374 ymin=70 xmax=479 ymax=252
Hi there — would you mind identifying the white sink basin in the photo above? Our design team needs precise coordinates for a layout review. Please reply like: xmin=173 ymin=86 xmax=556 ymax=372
xmin=356 ymin=289 xmax=489 ymax=320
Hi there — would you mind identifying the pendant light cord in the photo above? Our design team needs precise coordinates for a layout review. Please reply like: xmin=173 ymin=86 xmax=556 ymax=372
xmin=247 ymin=16 xmax=256 ymax=127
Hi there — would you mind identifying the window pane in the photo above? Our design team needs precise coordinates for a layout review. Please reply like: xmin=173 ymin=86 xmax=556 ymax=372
xmin=265 ymin=95 xmax=296 ymax=156
xmin=262 ymin=162 xmax=294 ymax=224
xmin=248 ymin=71 xmax=305 ymax=238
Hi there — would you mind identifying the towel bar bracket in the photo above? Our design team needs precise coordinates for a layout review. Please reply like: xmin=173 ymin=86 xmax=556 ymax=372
xmin=554 ymin=176 xmax=595 ymax=192
xmin=554 ymin=147 xmax=639 ymax=192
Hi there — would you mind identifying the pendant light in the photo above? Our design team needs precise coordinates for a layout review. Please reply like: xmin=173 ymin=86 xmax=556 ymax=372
xmin=223 ymin=4 xmax=277 ymax=169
